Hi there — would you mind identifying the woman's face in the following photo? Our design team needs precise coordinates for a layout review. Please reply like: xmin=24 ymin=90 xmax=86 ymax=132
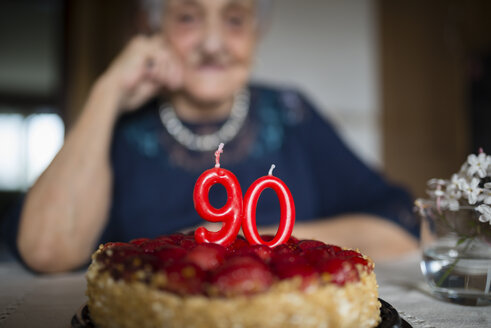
xmin=163 ymin=0 xmax=258 ymax=104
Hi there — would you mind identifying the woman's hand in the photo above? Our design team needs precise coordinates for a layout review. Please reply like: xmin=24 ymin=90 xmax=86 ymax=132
xmin=101 ymin=35 xmax=183 ymax=113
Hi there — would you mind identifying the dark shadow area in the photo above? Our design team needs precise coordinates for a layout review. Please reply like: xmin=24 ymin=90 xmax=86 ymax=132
xmin=470 ymin=54 xmax=491 ymax=152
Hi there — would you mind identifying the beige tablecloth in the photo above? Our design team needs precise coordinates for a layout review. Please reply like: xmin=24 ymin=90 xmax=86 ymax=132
xmin=375 ymin=254 xmax=490 ymax=328
xmin=0 ymin=252 xmax=489 ymax=328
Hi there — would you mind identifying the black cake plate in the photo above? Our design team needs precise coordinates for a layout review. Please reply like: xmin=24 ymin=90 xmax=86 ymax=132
xmin=71 ymin=298 xmax=411 ymax=328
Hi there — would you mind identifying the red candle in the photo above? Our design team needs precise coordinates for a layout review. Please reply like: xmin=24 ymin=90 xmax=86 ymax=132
xmin=242 ymin=165 xmax=295 ymax=247
xmin=193 ymin=144 xmax=243 ymax=246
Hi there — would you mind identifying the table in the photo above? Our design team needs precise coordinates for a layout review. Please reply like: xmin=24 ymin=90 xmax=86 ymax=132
xmin=0 ymin=252 xmax=489 ymax=328
xmin=375 ymin=254 xmax=490 ymax=328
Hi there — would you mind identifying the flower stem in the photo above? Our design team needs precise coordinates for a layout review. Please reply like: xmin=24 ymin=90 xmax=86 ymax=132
xmin=437 ymin=237 xmax=475 ymax=287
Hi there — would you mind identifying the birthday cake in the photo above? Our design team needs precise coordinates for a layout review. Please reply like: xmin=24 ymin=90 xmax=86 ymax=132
xmin=86 ymin=233 xmax=380 ymax=328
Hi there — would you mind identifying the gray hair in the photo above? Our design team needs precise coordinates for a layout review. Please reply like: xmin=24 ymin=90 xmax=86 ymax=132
xmin=140 ymin=0 xmax=273 ymax=32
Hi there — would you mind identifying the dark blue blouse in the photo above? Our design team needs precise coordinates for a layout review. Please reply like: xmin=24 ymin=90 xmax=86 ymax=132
xmin=2 ymin=84 xmax=418 ymax=261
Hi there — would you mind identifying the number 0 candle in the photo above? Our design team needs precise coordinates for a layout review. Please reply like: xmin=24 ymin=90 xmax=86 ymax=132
xmin=193 ymin=143 xmax=243 ymax=246
xmin=242 ymin=164 xmax=295 ymax=247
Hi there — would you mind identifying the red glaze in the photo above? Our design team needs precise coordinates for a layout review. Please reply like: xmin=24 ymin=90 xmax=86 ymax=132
xmin=162 ymin=261 xmax=206 ymax=295
xmin=297 ymin=239 xmax=326 ymax=250
xmin=272 ymin=243 xmax=302 ymax=256
xmin=98 ymin=234 xmax=370 ymax=295
xmin=273 ymin=260 xmax=318 ymax=289
xmin=210 ymin=255 xmax=274 ymax=296
xmin=129 ymin=238 xmax=150 ymax=246
xmin=302 ymin=247 xmax=333 ymax=264
xmin=123 ymin=254 xmax=160 ymax=272
xmin=348 ymin=256 xmax=369 ymax=268
xmin=185 ymin=244 xmax=227 ymax=271
xmin=153 ymin=236 xmax=176 ymax=245
xmin=261 ymin=234 xmax=299 ymax=245
xmin=335 ymin=250 xmax=369 ymax=269
xmin=153 ymin=245 xmax=187 ymax=266
xmin=106 ymin=254 xmax=159 ymax=281
xmin=103 ymin=243 xmax=142 ymax=257
xmin=166 ymin=233 xmax=186 ymax=242
xmin=242 ymin=175 xmax=295 ymax=247
xmin=336 ymin=250 xmax=362 ymax=258
xmin=226 ymin=237 xmax=249 ymax=252
xmin=97 ymin=244 xmax=143 ymax=267
xmin=103 ymin=242 xmax=130 ymax=249
xmin=193 ymin=168 xmax=243 ymax=247
xmin=317 ymin=258 xmax=359 ymax=286
xmin=325 ymin=244 xmax=343 ymax=255
xmin=234 ymin=244 xmax=273 ymax=263
xmin=271 ymin=253 xmax=307 ymax=271
xmin=287 ymin=236 xmax=300 ymax=244
xmin=140 ymin=240 xmax=169 ymax=253
xmin=179 ymin=238 xmax=198 ymax=250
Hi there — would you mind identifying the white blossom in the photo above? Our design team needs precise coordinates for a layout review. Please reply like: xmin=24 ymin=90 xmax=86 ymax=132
xmin=459 ymin=177 xmax=482 ymax=205
xmin=447 ymin=174 xmax=461 ymax=192
xmin=423 ymin=152 xmax=491 ymax=228
xmin=479 ymin=189 xmax=491 ymax=205
xmin=476 ymin=204 xmax=491 ymax=224
xmin=441 ymin=189 xmax=461 ymax=211
xmin=459 ymin=161 xmax=469 ymax=175
xmin=426 ymin=187 xmax=445 ymax=198
xmin=466 ymin=153 xmax=490 ymax=178
xmin=480 ymin=182 xmax=491 ymax=205
xmin=427 ymin=179 xmax=447 ymax=188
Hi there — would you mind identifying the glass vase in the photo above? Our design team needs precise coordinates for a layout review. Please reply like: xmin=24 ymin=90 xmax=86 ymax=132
xmin=419 ymin=205 xmax=491 ymax=305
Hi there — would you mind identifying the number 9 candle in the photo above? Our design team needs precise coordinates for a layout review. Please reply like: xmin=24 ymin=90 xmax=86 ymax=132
xmin=193 ymin=143 xmax=243 ymax=246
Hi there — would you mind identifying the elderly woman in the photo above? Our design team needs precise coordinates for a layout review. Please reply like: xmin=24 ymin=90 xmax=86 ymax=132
xmin=5 ymin=0 xmax=417 ymax=273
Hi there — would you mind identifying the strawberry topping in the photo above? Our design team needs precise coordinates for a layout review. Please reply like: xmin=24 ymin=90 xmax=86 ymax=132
xmin=324 ymin=244 xmax=343 ymax=255
xmin=210 ymin=255 xmax=274 ymax=296
xmin=129 ymin=238 xmax=150 ymax=246
xmin=162 ymin=261 xmax=206 ymax=295
xmin=287 ymin=236 xmax=299 ymax=244
xmin=226 ymin=237 xmax=249 ymax=252
xmin=273 ymin=260 xmax=318 ymax=289
xmin=179 ymin=237 xmax=198 ymax=250
xmin=317 ymin=258 xmax=359 ymax=286
xmin=297 ymin=239 xmax=326 ymax=250
xmin=139 ymin=240 xmax=169 ymax=253
xmin=301 ymin=246 xmax=333 ymax=264
xmin=272 ymin=243 xmax=302 ymax=256
xmin=97 ymin=244 xmax=143 ymax=265
xmin=153 ymin=245 xmax=187 ymax=267
xmin=335 ymin=249 xmax=361 ymax=258
xmin=97 ymin=232 xmax=370 ymax=296
xmin=335 ymin=250 xmax=370 ymax=270
xmin=234 ymin=244 xmax=273 ymax=263
xmin=185 ymin=243 xmax=227 ymax=271
xmin=103 ymin=242 xmax=131 ymax=249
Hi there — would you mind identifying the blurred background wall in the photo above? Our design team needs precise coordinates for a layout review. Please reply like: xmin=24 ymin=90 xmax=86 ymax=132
xmin=0 ymin=0 xmax=490 ymax=230
xmin=252 ymin=0 xmax=381 ymax=168
xmin=381 ymin=0 xmax=491 ymax=197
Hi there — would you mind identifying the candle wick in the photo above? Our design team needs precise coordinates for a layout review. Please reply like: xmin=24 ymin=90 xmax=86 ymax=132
xmin=268 ymin=164 xmax=276 ymax=176
xmin=215 ymin=143 xmax=224 ymax=168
